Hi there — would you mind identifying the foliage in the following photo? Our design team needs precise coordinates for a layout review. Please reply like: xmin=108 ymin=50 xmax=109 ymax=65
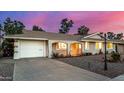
xmin=59 ymin=18 xmax=73 ymax=34
xmin=0 ymin=44 xmax=3 ymax=57
xmin=107 ymin=32 xmax=123 ymax=40
xmin=114 ymin=33 xmax=123 ymax=40
xmin=52 ymin=52 xmax=60 ymax=58
xmin=110 ymin=51 xmax=120 ymax=62
xmin=106 ymin=32 xmax=123 ymax=53
xmin=83 ymin=52 xmax=92 ymax=56
xmin=52 ymin=52 xmax=65 ymax=58
xmin=77 ymin=25 xmax=89 ymax=35
xmin=99 ymin=49 xmax=103 ymax=54
xmin=0 ymin=24 xmax=2 ymax=31
xmin=0 ymin=24 xmax=4 ymax=37
xmin=3 ymin=17 xmax=25 ymax=35
xmin=99 ymin=32 xmax=123 ymax=40
xmin=0 ymin=18 xmax=25 ymax=57
xmin=2 ymin=39 xmax=14 ymax=57
xmin=107 ymin=32 xmax=115 ymax=40
xmin=32 ymin=25 xmax=45 ymax=32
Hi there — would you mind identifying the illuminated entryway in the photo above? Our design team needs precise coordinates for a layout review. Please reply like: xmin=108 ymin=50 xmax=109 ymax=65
xmin=52 ymin=42 xmax=67 ymax=57
xmin=70 ymin=43 xmax=82 ymax=56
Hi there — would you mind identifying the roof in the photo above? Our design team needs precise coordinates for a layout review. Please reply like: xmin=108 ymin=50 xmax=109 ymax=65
xmin=82 ymin=38 xmax=124 ymax=44
xmin=4 ymin=30 xmax=124 ymax=44
xmin=5 ymin=30 xmax=84 ymax=41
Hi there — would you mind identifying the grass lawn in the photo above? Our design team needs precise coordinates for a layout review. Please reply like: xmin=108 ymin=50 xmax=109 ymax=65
xmin=0 ymin=58 xmax=15 ymax=81
xmin=57 ymin=55 xmax=124 ymax=78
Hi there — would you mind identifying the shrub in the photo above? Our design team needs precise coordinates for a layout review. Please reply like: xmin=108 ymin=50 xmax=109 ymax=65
xmin=52 ymin=52 xmax=59 ymax=58
xmin=106 ymin=51 xmax=109 ymax=54
xmin=2 ymin=39 xmax=14 ymax=57
xmin=83 ymin=52 xmax=92 ymax=56
xmin=59 ymin=54 xmax=64 ymax=58
xmin=111 ymin=51 xmax=120 ymax=62
xmin=52 ymin=52 xmax=67 ymax=58
xmin=0 ymin=45 xmax=3 ymax=57
xmin=99 ymin=49 xmax=103 ymax=55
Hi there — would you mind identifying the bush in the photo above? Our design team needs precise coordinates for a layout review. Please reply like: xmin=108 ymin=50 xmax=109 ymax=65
xmin=83 ymin=52 xmax=92 ymax=56
xmin=52 ymin=52 xmax=59 ymax=58
xmin=59 ymin=54 xmax=64 ymax=58
xmin=0 ymin=45 xmax=3 ymax=57
xmin=111 ymin=51 xmax=120 ymax=62
xmin=2 ymin=39 xmax=14 ymax=57
xmin=52 ymin=52 xmax=66 ymax=58
xmin=99 ymin=49 xmax=103 ymax=55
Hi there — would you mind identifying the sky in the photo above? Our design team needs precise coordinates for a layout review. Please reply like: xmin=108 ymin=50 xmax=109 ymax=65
xmin=0 ymin=11 xmax=124 ymax=34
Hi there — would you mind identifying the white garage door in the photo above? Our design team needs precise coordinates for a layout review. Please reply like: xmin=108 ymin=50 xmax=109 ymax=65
xmin=20 ymin=40 xmax=46 ymax=58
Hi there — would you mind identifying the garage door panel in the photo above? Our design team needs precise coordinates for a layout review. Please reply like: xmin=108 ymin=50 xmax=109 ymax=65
xmin=20 ymin=40 xmax=45 ymax=58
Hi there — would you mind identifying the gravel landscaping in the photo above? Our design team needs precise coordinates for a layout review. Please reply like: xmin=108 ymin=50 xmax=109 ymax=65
xmin=0 ymin=58 xmax=15 ymax=81
xmin=57 ymin=55 xmax=124 ymax=78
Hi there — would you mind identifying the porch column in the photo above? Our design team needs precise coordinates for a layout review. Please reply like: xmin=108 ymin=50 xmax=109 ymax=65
xmin=67 ymin=43 xmax=71 ymax=56
xmin=48 ymin=40 xmax=52 ymax=58
xmin=81 ymin=43 xmax=84 ymax=54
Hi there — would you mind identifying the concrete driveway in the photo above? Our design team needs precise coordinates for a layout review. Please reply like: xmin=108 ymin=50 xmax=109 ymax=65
xmin=13 ymin=58 xmax=110 ymax=81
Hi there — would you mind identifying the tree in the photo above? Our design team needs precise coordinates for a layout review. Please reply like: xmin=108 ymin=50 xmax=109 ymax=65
xmin=77 ymin=25 xmax=89 ymax=35
xmin=3 ymin=17 xmax=25 ymax=35
xmin=32 ymin=25 xmax=45 ymax=32
xmin=0 ymin=24 xmax=2 ymax=31
xmin=0 ymin=24 xmax=3 ymax=37
xmin=59 ymin=18 xmax=73 ymax=34
xmin=107 ymin=32 xmax=123 ymax=40
xmin=2 ymin=17 xmax=25 ymax=57
xmin=107 ymin=32 xmax=115 ymax=40
xmin=106 ymin=32 xmax=123 ymax=52
xmin=115 ymin=33 xmax=123 ymax=40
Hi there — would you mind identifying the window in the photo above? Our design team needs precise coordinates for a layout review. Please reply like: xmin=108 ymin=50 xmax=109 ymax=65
xmin=96 ymin=42 xmax=102 ymax=49
xmin=107 ymin=42 xmax=113 ymax=49
xmin=57 ymin=43 xmax=67 ymax=50
xmin=85 ymin=42 xmax=89 ymax=50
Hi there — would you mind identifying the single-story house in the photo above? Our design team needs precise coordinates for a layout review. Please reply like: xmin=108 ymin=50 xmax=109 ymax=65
xmin=4 ymin=30 xmax=124 ymax=59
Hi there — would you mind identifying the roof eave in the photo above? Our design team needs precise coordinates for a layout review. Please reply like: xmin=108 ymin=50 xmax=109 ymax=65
xmin=4 ymin=36 xmax=48 ymax=40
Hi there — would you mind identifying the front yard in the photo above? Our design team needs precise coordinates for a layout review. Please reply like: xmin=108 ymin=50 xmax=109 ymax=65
xmin=57 ymin=55 xmax=124 ymax=78
xmin=1 ymin=55 xmax=124 ymax=80
xmin=0 ymin=58 xmax=15 ymax=81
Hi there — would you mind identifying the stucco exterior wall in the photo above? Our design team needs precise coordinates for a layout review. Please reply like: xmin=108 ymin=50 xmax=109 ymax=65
xmin=52 ymin=43 xmax=67 ymax=56
xmin=83 ymin=42 xmax=101 ymax=54
xmin=82 ymin=42 xmax=116 ymax=54
xmin=13 ymin=39 xmax=124 ymax=59
xmin=117 ymin=44 xmax=124 ymax=54
xmin=48 ymin=40 xmax=84 ymax=58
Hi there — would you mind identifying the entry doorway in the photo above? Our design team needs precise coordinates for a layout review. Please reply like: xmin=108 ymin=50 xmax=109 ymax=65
xmin=70 ymin=43 xmax=82 ymax=56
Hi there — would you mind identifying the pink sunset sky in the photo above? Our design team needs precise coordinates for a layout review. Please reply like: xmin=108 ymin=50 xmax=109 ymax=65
xmin=0 ymin=11 xmax=124 ymax=34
